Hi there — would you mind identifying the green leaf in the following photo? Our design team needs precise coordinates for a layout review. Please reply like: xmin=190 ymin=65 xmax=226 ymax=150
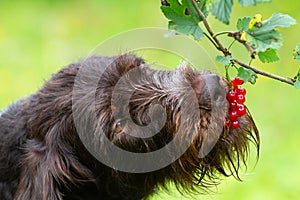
xmin=247 ymin=29 xmax=283 ymax=52
xmin=210 ymin=0 xmax=233 ymax=25
xmin=258 ymin=49 xmax=280 ymax=63
xmin=293 ymin=44 xmax=300 ymax=62
xmin=168 ymin=21 xmax=204 ymax=41
xmin=161 ymin=0 xmax=206 ymax=41
xmin=237 ymin=67 xmax=257 ymax=84
xmin=238 ymin=0 xmax=271 ymax=7
xmin=294 ymin=81 xmax=300 ymax=89
xmin=216 ymin=55 xmax=231 ymax=65
xmin=264 ymin=13 xmax=296 ymax=29
xmin=250 ymin=13 xmax=296 ymax=35
xmin=244 ymin=13 xmax=296 ymax=53
xmin=236 ymin=16 xmax=252 ymax=31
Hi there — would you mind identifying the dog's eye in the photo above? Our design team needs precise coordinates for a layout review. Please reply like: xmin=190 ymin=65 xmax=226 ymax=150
xmin=114 ymin=120 xmax=125 ymax=134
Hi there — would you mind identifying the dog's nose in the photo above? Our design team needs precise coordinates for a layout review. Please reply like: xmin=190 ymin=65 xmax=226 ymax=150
xmin=198 ymin=74 xmax=227 ymax=110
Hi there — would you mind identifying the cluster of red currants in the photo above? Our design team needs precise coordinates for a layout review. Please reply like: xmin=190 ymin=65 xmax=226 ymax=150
xmin=225 ymin=77 xmax=247 ymax=129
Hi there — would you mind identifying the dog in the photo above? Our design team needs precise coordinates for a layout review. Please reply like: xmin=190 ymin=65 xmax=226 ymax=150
xmin=0 ymin=54 xmax=259 ymax=200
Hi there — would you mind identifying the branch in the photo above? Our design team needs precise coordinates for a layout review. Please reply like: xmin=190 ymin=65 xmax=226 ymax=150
xmin=228 ymin=32 xmax=256 ymax=58
xmin=203 ymin=32 xmax=219 ymax=50
xmin=232 ymin=59 xmax=295 ymax=86
xmin=190 ymin=0 xmax=229 ymax=55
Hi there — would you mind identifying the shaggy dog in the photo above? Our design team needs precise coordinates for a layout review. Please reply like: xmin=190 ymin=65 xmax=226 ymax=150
xmin=0 ymin=54 xmax=259 ymax=200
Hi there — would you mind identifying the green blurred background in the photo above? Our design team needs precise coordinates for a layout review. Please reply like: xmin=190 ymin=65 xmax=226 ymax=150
xmin=1 ymin=1 xmax=300 ymax=199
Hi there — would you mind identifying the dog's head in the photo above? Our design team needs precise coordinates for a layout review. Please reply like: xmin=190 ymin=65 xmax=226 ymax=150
xmin=72 ymin=54 xmax=259 ymax=192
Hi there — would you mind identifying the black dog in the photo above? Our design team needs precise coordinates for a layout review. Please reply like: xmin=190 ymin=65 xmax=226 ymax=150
xmin=0 ymin=54 xmax=259 ymax=200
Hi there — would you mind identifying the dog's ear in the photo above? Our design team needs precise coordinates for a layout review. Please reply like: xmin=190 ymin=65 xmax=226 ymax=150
xmin=114 ymin=54 xmax=145 ymax=75
xmin=14 ymin=123 xmax=94 ymax=200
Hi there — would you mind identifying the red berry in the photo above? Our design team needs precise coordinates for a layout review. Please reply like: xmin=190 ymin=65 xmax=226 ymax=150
xmin=230 ymin=120 xmax=240 ymax=129
xmin=226 ymin=91 xmax=236 ymax=102
xmin=232 ymin=77 xmax=244 ymax=85
xmin=236 ymin=94 xmax=245 ymax=104
xmin=236 ymin=88 xmax=246 ymax=96
xmin=230 ymin=102 xmax=237 ymax=111
xmin=237 ymin=104 xmax=247 ymax=116
xmin=229 ymin=110 xmax=238 ymax=121
xmin=231 ymin=77 xmax=244 ymax=88
xmin=230 ymin=79 xmax=238 ymax=88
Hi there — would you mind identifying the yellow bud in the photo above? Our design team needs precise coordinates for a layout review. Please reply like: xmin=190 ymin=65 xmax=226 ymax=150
xmin=240 ymin=31 xmax=247 ymax=42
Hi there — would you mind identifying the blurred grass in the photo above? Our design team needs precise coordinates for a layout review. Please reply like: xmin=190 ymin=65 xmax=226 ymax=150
xmin=1 ymin=0 xmax=300 ymax=199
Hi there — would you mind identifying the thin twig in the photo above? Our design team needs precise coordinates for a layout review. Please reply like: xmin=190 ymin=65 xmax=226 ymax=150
xmin=228 ymin=32 xmax=256 ymax=58
xmin=203 ymin=32 xmax=220 ymax=50
xmin=228 ymin=39 xmax=237 ymax=50
xmin=213 ymin=31 xmax=231 ymax=38
xmin=190 ymin=0 xmax=229 ymax=55
xmin=233 ymin=59 xmax=295 ymax=86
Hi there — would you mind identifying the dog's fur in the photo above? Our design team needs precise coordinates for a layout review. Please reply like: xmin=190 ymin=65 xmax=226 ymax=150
xmin=0 ymin=54 xmax=259 ymax=200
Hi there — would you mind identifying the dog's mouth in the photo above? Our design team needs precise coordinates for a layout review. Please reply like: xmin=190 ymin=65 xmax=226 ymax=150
xmin=196 ymin=74 xmax=229 ymax=112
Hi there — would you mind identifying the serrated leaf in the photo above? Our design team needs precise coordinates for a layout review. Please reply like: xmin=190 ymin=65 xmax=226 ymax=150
xmin=169 ymin=21 xmax=204 ymax=41
xmin=237 ymin=67 xmax=257 ymax=84
xmin=210 ymin=0 xmax=233 ymax=25
xmin=294 ymin=81 xmax=300 ymax=89
xmin=265 ymin=13 xmax=296 ymax=29
xmin=216 ymin=55 xmax=231 ymax=65
xmin=183 ymin=0 xmax=208 ymax=19
xmin=247 ymin=30 xmax=283 ymax=52
xmin=237 ymin=17 xmax=252 ymax=31
xmin=238 ymin=0 xmax=271 ymax=7
xmin=258 ymin=49 xmax=280 ymax=63
xmin=293 ymin=44 xmax=300 ymax=62
xmin=244 ymin=13 xmax=296 ymax=53
xmin=250 ymin=13 xmax=297 ymax=35
xmin=161 ymin=0 xmax=206 ymax=41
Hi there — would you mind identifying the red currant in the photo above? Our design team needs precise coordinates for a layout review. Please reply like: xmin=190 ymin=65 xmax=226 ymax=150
xmin=231 ymin=77 xmax=244 ymax=88
xmin=230 ymin=102 xmax=237 ymax=111
xmin=230 ymin=120 xmax=240 ymax=129
xmin=229 ymin=110 xmax=238 ymax=121
xmin=226 ymin=91 xmax=236 ymax=102
xmin=237 ymin=104 xmax=246 ymax=116
xmin=236 ymin=88 xmax=246 ymax=96
xmin=226 ymin=77 xmax=248 ymax=129
xmin=236 ymin=94 xmax=245 ymax=104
